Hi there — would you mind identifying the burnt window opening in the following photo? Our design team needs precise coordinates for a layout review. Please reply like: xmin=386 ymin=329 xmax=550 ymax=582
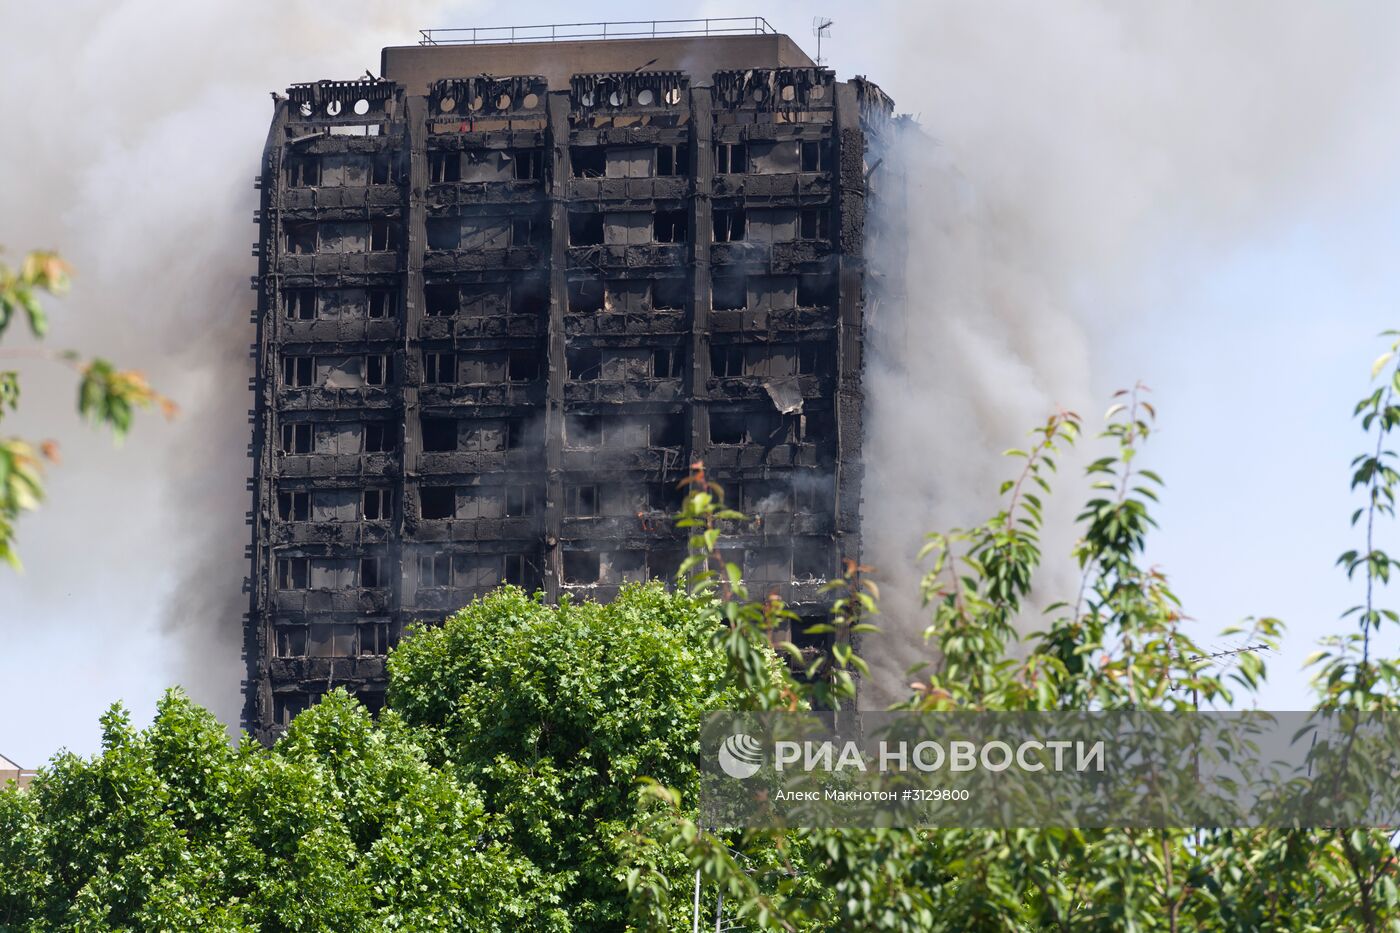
xmin=793 ymin=541 xmax=831 ymax=581
xmin=368 ymin=288 xmax=392 ymax=319
xmin=653 ymin=211 xmax=687 ymax=244
xmin=748 ymin=140 xmax=802 ymax=174
xmin=286 ymin=223 xmax=317 ymax=255
xmin=280 ymin=423 xmax=312 ymax=454
xmin=425 ymin=285 xmax=458 ymax=317
xmin=426 ymin=217 xmax=460 ymax=251
xmin=710 ymin=345 xmax=743 ymax=378
xmin=712 ymin=275 xmax=747 ymax=311
xmin=277 ymin=490 xmax=310 ymax=521
xmin=363 ymin=488 xmax=392 ymax=520
xmin=791 ymin=618 xmax=830 ymax=658
xmin=462 ymin=419 xmax=520 ymax=452
xmin=502 ymin=553 xmax=530 ymax=588
xmin=510 ymin=218 xmax=538 ymax=248
xmin=420 ymin=416 xmax=457 ymax=451
xmin=513 ymin=148 xmax=544 ymax=180
xmin=568 ymin=212 xmax=603 ymax=246
xmin=418 ymin=553 xmax=452 ymax=587
xmin=511 ymin=278 xmax=546 ymax=316
xmin=566 ymin=484 xmax=599 ymax=517
xmin=563 ymin=550 xmax=601 ymax=585
xmin=651 ymin=414 xmax=685 ymax=448
xmin=656 ymin=142 xmax=689 ymax=176
xmin=653 ymin=278 xmax=687 ymax=310
xmin=800 ymin=208 xmax=831 ymax=241
xmin=799 ymin=410 xmax=832 ymax=443
xmin=797 ymin=344 xmax=821 ymax=375
xmin=359 ymin=621 xmax=392 ymax=657
xmin=277 ymin=556 xmax=309 ymax=590
xmin=568 ymin=279 xmax=604 ymax=313
xmin=282 ymin=356 xmax=314 ymax=387
xmin=653 ymin=348 xmax=683 ymax=378
xmin=422 ymin=351 xmax=456 ymax=385
xmin=505 ymin=486 xmax=540 ymax=517
xmin=508 ymin=350 xmax=540 ymax=382
xmin=461 ymin=283 xmax=508 ymax=318
xmin=363 ymin=422 xmax=395 ymax=453
xmin=647 ymin=482 xmax=684 ymax=513
xmin=287 ymin=155 xmax=320 ymax=187
xmin=365 ymin=354 xmax=390 ymax=386
xmin=798 ymin=274 xmax=835 ymax=308
xmin=370 ymin=219 xmax=398 ymax=252
xmin=714 ymin=209 xmax=746 ymax=243
xmin=801 ymin=140 xmax=830 ymax=173
xmin=710 ymin=412 xmax=748 ymax=445
xmin=370 ymin=153 xmax=393 ymax=185
xmin=715 ymin=142 xmax=748 ymax=174
xmin=794 ymin=477 xmax=826 ymax=512
xmin=419 ymin=486 xmax=456 ymax=520
xmin=565 ymin=414 xmax=602 ymax=449
xmin=570 ymin=146 xmax=606 ymax=178
xmin=284 ymin=289 xmax=316 ymax=320
xmin=275 ymin=626 xmax=307 ymax=658
xmin=360 ymin=557 xmax=383 ymax=588
xmin=273 ymin=693 xmax=315 ymax=727
xmin=568 ymin=348 xmax=602 ymax=382
xmin=429 ymin=151 xmax=461 ymax=183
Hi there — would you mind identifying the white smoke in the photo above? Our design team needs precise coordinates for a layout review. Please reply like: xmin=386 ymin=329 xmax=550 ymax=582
xmin=845 ymin=1 xmax=1400 ymax=706
xmin=0 ymin=0 xmax=451 ymax=741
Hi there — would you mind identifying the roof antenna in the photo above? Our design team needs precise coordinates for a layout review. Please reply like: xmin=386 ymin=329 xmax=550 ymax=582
xmin=812 ymin=17 xmax=833 ymax=67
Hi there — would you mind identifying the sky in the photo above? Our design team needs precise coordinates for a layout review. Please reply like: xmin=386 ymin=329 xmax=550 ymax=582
xmin=2 ymin=1 xmax=1398 ymax=765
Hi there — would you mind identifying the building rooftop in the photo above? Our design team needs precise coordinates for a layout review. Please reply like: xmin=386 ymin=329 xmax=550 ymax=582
xmin=382 ymin=18 xmax=816 ymax=92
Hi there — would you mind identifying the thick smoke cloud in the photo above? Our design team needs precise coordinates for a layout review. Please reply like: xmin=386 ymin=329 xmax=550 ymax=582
xmin=843 ymin=1 xmax=1400 ymax=706
xmin=0 ymin=1 xmax=449 ymax=739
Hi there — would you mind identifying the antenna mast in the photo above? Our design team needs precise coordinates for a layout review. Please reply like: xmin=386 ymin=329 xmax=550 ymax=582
xmin=812 ymin=17 xmax=833 ymax=67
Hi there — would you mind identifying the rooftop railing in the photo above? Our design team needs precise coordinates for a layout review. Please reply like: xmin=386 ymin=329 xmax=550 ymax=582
xmin=418 ymin=18 xmax=777 ymax=46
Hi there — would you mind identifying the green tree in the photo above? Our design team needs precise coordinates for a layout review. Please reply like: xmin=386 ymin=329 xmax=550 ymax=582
xmin=0 ymin=249 xmax=173 ymax=569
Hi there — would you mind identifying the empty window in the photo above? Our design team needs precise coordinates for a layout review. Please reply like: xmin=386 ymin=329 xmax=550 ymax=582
xmin=656 ymin=142 xmax=689 ymax=176
xmin=463 ymin=419 xmax=516 ymax=452
xmin=570 ymin=147 xmax=606 ymax=178
xmin=368 ymin=288 xmax=392 ymax=319
xmin=277 ymin=556 xmax=309 ymax=589
xmin=286 ymin=223 xmax=317 ymax=255
xmin=568 ymin=279 xmax=604 ymax=313
xmin=370 ymin=153 xmax=393 ymax=185
xmin=654 ymin=211 xmax=687 ymax=243
xmin=568 ymin=348 xmax=602 ymax=381
xmin=800 ymin=209 xmax=831 ymax=240
xmin=715 ymin=142 xmax=748 ymax=174
xmin=508 ymin=350 xmax=539 ymax=382
xmin=275 ymin=626 xmax=307 ymax=658
xmin=710 ymin=412 xmax=748 ymax=445
xmin=420 ymin=416 xmax=456 ymax=451
xmin=654 ymin=278 xmax=687 ymax=310
xmin=712 ymin=275 xmax=747 ymax=311
xmin=427 ymin=217 xmax=460 ymax=250
xmin=563 ymin=550 xmax=600 ymax=584
xmin=798 ymin=274 xmax=834 ymax=307
xmin=714 ymin=209 xmax=746 ymax=243
xmin=503 ymin=553 xmax=530 ymax=587
xmin=651 ymin=414 xmax=685 ymax=448
xmin=652 ymin=348 xmax=683 ymax=378
xmin=429 ymin=151 xmax=461 ymax=183
xmin=565 ymin=414 xmax=602 ymax=449
xmin=505 ymin=486 xmax=539 ymax=517
xmin=359 ymin=621 xmax=392 ymax=656
xmin=284 ymin=289 xmax=315 ymax=320
xmin=568 ymin=212 xmax=603 ymax=246
xmin=287 ymin=156 xmax=319 ymax=187
xmin=282 ymin=356 xmax=313 ymax=387
xmin=794 ymin=541 xmax=830 ymax=581
xmin=461 ymin=149 xmax=512 ymax=182
xmin=566 ymin=484 xmax=599 ymax=517
xmin=512 ymin=149 xmax=544 ymax=180
xmin=280 ymin=423 xmax=312 ymax=454
xmin=362 ymin=488 xmax=392 ymax=520
xmin=363 ymin=423 xmax=394 ymax=453
xmin=366 ymin=355 xmax=390 ymax=386
xmin=711 ymin=345 xmax=743 ymax=377
xmin=360 ymin=557 xmax=383 ymax=588
xmin=510 ymin=217 xmax=537 ymax=248
xmin=370 ymin=219 xmax=397 ymax=252
xmin=801 ymin=140 xmax=829 ymax=172
xmin=647 ymin=482 xmax=684 ymax=513
xmin=277 ymin=490 xmax=309 ymax=521
xmin=460 ymin=355 xmax=507 ymax=385
xmin=797 ymin=344 xmax=820 ymax=375
xmin=420 ymin=487 xmax=456 ymax=520
xmin=748 ymin=140 xmax=801 ymax=174
xmin=425 ymin=285 xmax=458 ymax=317
xmin=511 ymin=278 xmax=546 ymax=316
xmin=423 ymin=352 xmax=456 ymax=384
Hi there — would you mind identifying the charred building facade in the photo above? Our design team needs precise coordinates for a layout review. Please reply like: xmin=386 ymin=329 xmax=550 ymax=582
xmin=244 ymin=22 xmax=894 ymax=740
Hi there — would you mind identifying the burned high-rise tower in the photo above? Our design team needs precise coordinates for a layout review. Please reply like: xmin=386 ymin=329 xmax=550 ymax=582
xmin=245 ymin=19 xmax=895 ymax=741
